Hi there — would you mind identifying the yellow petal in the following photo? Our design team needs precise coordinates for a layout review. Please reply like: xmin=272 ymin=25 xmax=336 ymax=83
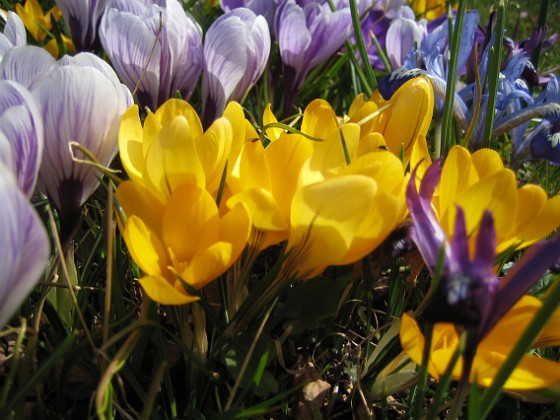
xmin=263 ymin=103 xmax=283 ymax=142
xmin=399 ymin=314 xmax=440 ymax=379
xmin=219 ymin=202 xmax=251 ymax=252
xmin=181 ymin=242 xmax=234 ymax=289
xmin=227 ymin=189 xmax=288 ymax=232
xmin=378 ymin=77 xmax=434 ymax=166
xmin=123 ymin=215 xmax=168 ymax=277
xmin=236 ymin=139 xmax=272 ymax=191
xmin=345 ymin=150 xmax=405 ymax=196
xmin=162 ymin=183 xmax=220 ymax=262
xmin=299 ymin=124 xmax=361 ymax=185
xmin=195 ymin=116 xmax=232 ymax=194
xmin=355 ymin=132 xmax=386 ymax=158
xmin=337 ymin=192 xmax=405 ymax=265
xmin=223 ymin=101 xmax=251 ymax=170
xmin=507 ymin=191 xmax=560 ymax=250
xmin=117 ymin=180 xmax=165 ymax=236
xmin=119 ymin=105 xmax=144 ymax=183
xmin=154 ymin=99 xmax=203 ymax=138
xmin=143 ymin=115 xmax=205 ymax=200
xmin=438 ymin=145 xmax=479 ymax=218
xmin=287 ymin=175 xmax=376 ymax=278
xmin=473 ymin=350 xmax=560 ymax=390
xmin=266 ymin=133 xmax=314 ymax=221
xmin=301 ymin=99 xmax=339 ymax=139
xmin=448 ymin=169 xmax=517 ymax=242
xmin=139 ymin=275 xmax=198 ymax=305
xmin=471 ymin=148 xmax=504 ymax=179
xmin=182 ymin=202 xmax=249 ymax=288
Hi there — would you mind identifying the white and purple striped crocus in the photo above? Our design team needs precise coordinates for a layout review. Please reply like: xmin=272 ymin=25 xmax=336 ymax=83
xmin=385 ymin=6 xmax=427 ymax=70
xmin=274 ymin=0 xmax=352 ymax=114
xmin=0 ymin=11 xmax=27 ymax=59
xmin=0 ymin=80 xmax=44 ymax=197
xmin=29 ymin=52 xmax=132 ymax=239
xmin=0 ymin=167 xmax=50 ymax=330
xmin=55 ymin=0 xmax=110 ymax=51
xmin=99 ymin=0 xmax=203 ymax=110
xmin=201 ymin=7 xmax=270 ymax=127
xmin=220 ymin=0 xmax=278 ymax=28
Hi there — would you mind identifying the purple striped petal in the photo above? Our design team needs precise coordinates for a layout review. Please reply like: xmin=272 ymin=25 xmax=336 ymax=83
xmin=275 ymin=0 xmax=351 ymax=91
xmin=0 ymin=46 xmax=56 ymax=88
xmin=385 ymin=7 xmax=427 ymax=70
xmin=0 ymin=169 xmax=49 ymax=329
xmin=0 ymin=80 xmax=44 ymax=197
xmin=55 ymin=0 xmax=110 ymax=50
xmin=0 ymin=11 xmax=26 ymax=58
xmin=202 ymin=7 xmax=270 ymax=125
xmin=99 ymin=0 xmax=203 ymax=110
xmin=30 ymin=53 xmax=132 ymax=220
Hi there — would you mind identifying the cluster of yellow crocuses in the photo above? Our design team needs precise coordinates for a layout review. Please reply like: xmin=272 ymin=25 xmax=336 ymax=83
xmin=116 ymin=76 xmax=434 ymax=304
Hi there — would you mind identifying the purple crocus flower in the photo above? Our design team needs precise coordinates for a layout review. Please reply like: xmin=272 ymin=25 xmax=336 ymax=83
xmin=0 ymin=168 xmax=50 ymax=330
xmin=407 ymin=160 xmax=560 ymax=381
xmin=201 ymin=7 xmax=270 ymax=127
xmin=29 ymin=52 xmax=132 ymax=239
xmin=99 ymin=0 xmax=203 ymax=110
xmin=0 ymin=11 xmax=26 ymax=58
xmin=274 ymin=0 xmax=352 ymax=114
xmin=0 ymin=80 xmax=44 ymax=197
xmin=55 ymin=0 xmax=110 ymax=51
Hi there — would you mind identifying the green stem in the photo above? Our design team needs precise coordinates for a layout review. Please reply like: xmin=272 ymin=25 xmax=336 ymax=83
xmin=349 ymin=0 xmax=377 ymax=91
xmin=481 ymin=0 xmax=507 ymax=149
xmin=410 ymin=323 xmax=433 ymax=419
xmin=441 ymin=0 xmax=468 ymax=154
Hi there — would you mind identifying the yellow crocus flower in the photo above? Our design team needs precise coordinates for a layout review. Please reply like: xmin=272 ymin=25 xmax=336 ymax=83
xmin=119 ymin=99 xmax=233 ymax=202
xmin=16 ymin=0 xmax=74 ymax=56
xmin=411 ymin=144 xmax=560 ymax=253
xmin=117 ymin=181 xmax=250 ymax=305
xmin=347 ymin=76 xmax=434 ymax=167
xmin=400 ymin=295 xmax=560 ymax=393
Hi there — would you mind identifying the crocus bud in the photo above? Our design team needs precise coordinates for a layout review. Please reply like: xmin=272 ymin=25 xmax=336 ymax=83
xmin=99 ymin=0 xmax=203 ymax=110
xmin=201 ymin=8 xmax=270 ymax=127
xmin=0 ymin=167 xmax=50 ymax=330
xmin=30 ymin=52 xmax=132 ymax=238
xmin=274 ymin=0 xmax=351 ymax=113
xmin=55 ymin=0 xmax=110 ymax=51
xmin=0 ymin=79 xmax=44 ymax=197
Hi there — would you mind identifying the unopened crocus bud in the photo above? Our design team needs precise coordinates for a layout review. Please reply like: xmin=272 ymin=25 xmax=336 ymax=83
xmin=0 ymin=167 xmax=50 ymax=330
xmin=55 ymin=0 xmax=110 ymax=51
xmin=30 ymin=52 xmax=132 ymax=238
xmin=99 ymin=0 xmax=203 ymax=110
xmin=201 ymin=8 xmax=270 ymax=127
xmin=0 ymin=80 xmax=44 ymax=197
xmin=274 ymin=0 xmax=351 ymax=114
